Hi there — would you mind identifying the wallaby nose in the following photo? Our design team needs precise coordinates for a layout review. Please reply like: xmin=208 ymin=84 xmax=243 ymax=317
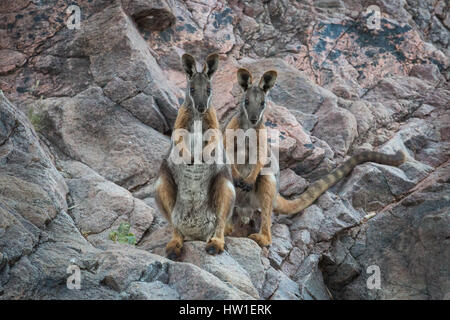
xmin=198 ymin=104 xmax=206 ymax=112
xmin=250 ymin=117 xmax=258 ymax=124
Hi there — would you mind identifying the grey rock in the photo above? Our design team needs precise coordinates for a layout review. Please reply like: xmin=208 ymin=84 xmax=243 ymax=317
xmin=409 ymin=64 xmax=443 ymax=84
xmin=268 ymin=224 xmax=292 ymax=269
xmin=121 ymin=0 xmax=176 ymax=31
xmin=324 ymin=164 xmax=450 ymax=299
xmin=0 ymin=0 xmax=449 ymax=301
xmin=339 ymin=164 xmax=397 ymax=212
xmin=35 ymin=87 xmax=171 ymax=191
xmin=65 ymin=3 xmax=179 ymax=125
xmin=290 ymin=205 xmax=325 ymax=242
xmin=61 ymin=160 xmax=155 ymax=247
xmin=313 ymin=102 xmax=358 ymax=156
xmin=0 ymin=90 xmax=68 ymax=267
xmin=290 ymin=110 xmax=318 ymax=132
xmin=279 ymin=168 xmax=308 ymax=197
xmin=121 ymin=93 xmax=170 ymax=133
xmin=182 ymin=241 xmax=259 ymax=299
xmin=225 ymin=237 xmax=266 ymax=293
xmin=262 ymin=267 xmax=301 ymax=300
xmin=125 ymin=281 xmax=180 ymax=300
xmin=294 ymin=254 xmax=330 ymax=300
xmin=240 ymin=58 xmax=334 ymax=114
xmin=315 ymin=0 xmax=344 ymax=8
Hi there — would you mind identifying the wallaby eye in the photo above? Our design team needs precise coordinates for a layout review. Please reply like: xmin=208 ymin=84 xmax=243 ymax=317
xmin=260 ymin=101 xmax=265 ymax=108
xmin=190 ymin=87 xmax=195 ymax=94
xmin=245 ymin=99 xmax=249 ymax=106
xmin=207 ymin=87 xmax=211 ymax=95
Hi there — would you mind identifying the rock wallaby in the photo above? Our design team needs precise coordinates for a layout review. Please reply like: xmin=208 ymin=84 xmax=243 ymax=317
xmin=224 ymin=68 xmax=406 ymax=247
xmin=155 ymin=53 xmax=235 ymax=260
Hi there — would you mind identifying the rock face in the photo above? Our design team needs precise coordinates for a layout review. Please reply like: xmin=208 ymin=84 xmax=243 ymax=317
xmin=0 ymin=0 xmax=449 ymax=300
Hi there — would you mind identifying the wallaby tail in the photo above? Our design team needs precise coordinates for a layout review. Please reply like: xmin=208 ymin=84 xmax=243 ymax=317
xmin=274 ymin=150 xmax=406 ymax=215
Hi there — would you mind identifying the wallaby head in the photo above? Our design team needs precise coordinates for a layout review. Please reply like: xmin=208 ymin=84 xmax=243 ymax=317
xmin=237 ymin=68 xmax=277 ymax=127
xmin=182 ymin=53 xmax=219 ymax=114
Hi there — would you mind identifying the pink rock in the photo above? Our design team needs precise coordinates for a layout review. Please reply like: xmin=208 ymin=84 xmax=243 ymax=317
xmin=409 ymin=64 xmax=442 ymax=84
xmin=266 ymin=102 xmax=320 ymax=168
xmin=279 ymin=168 xmax=308 ymax=197
xmin=313 ymin=100 xmax=358 ymax=156
xmin=0 ymin=49 xmax=27 ymax=75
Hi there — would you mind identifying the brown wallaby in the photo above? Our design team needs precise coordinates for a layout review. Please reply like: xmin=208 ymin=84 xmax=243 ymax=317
xmin=224 ymin=68 xmax=406 ymax=247
xmin=155 ymin=53 xmax=235 ymax=260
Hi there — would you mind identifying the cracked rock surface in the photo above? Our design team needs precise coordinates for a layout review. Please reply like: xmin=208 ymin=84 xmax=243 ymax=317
xmin=0 ymin=0 xmax=449 ymax=299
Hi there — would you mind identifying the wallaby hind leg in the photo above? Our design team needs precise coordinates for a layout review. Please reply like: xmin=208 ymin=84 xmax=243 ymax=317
xmin=155 ymin=161 xmax=177 ymax=221
xmin=155 ymin=161 xmax=184 ymax=260
xmin=206 ymin=173 xmax=235 ymax=255
xmin=249 ymin=174 xmax=276 ymax=247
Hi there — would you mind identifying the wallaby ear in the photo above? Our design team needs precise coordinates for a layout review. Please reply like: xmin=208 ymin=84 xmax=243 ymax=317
xmin=203 ymin=53 xmax=219 ymax=78
xmin=237 ymin=68 xmax=252 ymax=91
xmin=259 ymin=70 xmax=277 ymax=93
xmin=182 ymin=53 xmax=197 ymax=78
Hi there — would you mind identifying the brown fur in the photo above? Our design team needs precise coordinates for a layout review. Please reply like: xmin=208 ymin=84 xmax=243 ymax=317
xmin=225 ymin=67 xmax=407 ymax=247
xmin=207 ymin=171 xmax=235 ymax=253
xmin=158 ymin=105 xmax=227 ymax=258
xmin=249 ymin=174 xmax=276 ymax=246
xmin=165 ymin=229 xmax=184 ymax=260
xmin=274 ymin=150 xmax=406 ymax=215
xmin=227 ymin=111 xmax=406 ymax=247
xmin=224 ymin=118 xmax=267 ymax=185
xmin=172 ymin=105 xmax=192 ymax=160
xmin=155 ymin=53 xmax=234 ymax=259
xmin=155 ymin=160 xmax=176 ymax=221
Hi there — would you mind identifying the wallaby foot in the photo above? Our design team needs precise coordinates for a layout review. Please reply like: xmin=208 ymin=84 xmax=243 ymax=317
xmin=249 ymin=232 xmax=271 ymax=247
xmin=166 ymin=240 xmax=183 ymax=260
xmin=206 ymin=237 xmax=225 ymax=255
xmin=165 ymin=229 xmax=184 ymax=261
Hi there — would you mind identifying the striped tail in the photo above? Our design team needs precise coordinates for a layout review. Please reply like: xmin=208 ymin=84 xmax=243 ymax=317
xmin=274 ymin=150 xmax=406 ymax=215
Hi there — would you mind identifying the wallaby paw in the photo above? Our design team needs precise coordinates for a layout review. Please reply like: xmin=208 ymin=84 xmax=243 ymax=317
xmin=205 ymin=237 xmax=225 ymax=255
xmin=165 ymin=241 xmax=183 ymax=261
xmin=249 ymin=233 xmax=271 ymax=247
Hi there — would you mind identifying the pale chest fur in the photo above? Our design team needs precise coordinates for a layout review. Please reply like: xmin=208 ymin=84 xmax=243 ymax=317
xmin=167 ymin=112 xmax=229 ymax=241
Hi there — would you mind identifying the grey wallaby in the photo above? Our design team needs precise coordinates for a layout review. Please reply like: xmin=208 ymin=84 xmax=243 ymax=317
xmin=155 ymin=53 xmax=235 ymax=260
xmin=224 ymin=68 xmax=406 ymax=247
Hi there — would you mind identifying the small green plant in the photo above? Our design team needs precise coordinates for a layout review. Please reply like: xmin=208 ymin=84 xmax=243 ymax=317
xmin=27 ymin=105 xmax=45 ymax=132
xmin=30 ymin=80 xmax=40 ymax=95
xmin=27 ymin=91 xmax=46 ymax=132
xmin=109 ymin=222 xmax=136 ymax=245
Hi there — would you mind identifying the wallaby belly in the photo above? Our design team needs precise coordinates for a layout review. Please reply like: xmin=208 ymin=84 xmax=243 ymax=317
xmin=169 ymin=162 xmax=219 ymax=241
xmin=234 ymin=160 xmax=280 ymax=210
xmin=235 ymin=188 xmax=259 ymax=209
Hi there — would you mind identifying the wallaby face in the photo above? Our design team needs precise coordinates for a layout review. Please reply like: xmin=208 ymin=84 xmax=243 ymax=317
xmin=182 ymin=53 xmax=219 ymax=114
xmin=237 ymin=68 xmax=277 ymax=127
